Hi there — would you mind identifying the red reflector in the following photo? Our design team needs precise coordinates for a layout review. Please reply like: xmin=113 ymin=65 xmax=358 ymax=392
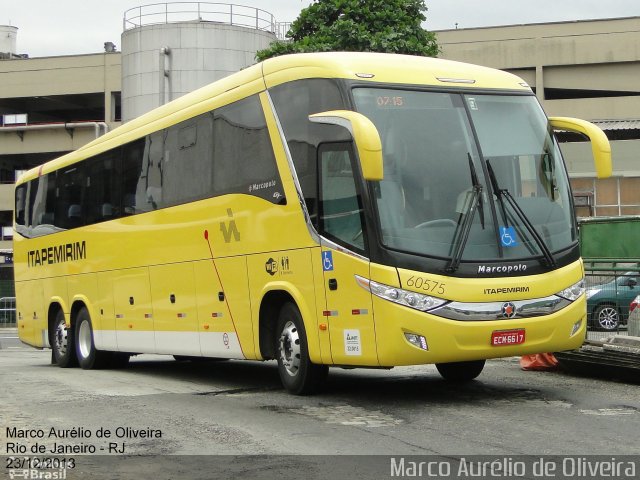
xmin=491 ymin=329 xmax=525 ymax=346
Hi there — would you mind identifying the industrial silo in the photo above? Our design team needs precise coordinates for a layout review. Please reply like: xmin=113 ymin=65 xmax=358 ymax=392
xmin=0 ymin=25 xmax=18 ymax=57
xmin=121 ymin=3 xmax=278 ymax=122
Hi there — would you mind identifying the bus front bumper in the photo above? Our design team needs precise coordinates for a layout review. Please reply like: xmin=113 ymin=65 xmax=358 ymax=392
xmin=373 ymin=295 xmax=587 ymax=366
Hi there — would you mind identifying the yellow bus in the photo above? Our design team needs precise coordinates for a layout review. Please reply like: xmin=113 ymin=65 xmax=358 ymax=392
xmin=14 ymin=53 xmax=611 ymax=394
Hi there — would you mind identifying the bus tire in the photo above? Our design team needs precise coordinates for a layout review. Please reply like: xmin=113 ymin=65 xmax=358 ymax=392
xmin=52 ymin=309 xmax=77 ymax=368
xmin=75 ymin=307 xmax=111 ymax=370
xmin=275 ymin=303 xmax=328 ymax=395
xmin=436 ymin=359 xmax=485 ymax=382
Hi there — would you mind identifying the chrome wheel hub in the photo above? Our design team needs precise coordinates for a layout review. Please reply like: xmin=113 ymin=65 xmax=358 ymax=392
xmin=54 ymin=319 xmax=68 ymax=356
xmin=278 ymin=321 xmax=301 ymax=377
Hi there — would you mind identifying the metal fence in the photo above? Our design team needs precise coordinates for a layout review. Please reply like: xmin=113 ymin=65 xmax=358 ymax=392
xmin=0 ymin=262 xmax=15 ymax=327
xmin=584 ymin=262 xmax=640 ymax=341
xmin=0 ymin=296 xmax=15 ymax=327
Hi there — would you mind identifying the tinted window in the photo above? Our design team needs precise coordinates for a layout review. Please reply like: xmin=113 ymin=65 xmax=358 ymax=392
xmin=27 ymin=177 xmax=39 ymax=228
xmin=15 ymin=95 xmax=284 ymax=238
xmin=85 ymin=149 xmax=121 ymax=223
xmin=319 ymin=143 xmax=366 ymax=253
xmin=31 ymin=173 xmax=57 ymax=228
xmin=122 ymin=139 xmax=146 ymax=214
xmin=56 ymin=165 xmax=86 ymax=229
xmin=14 ymin=184 xmax=27 ymax=231
xmin=163 ymin=113 xmax=214 ymax=207
xmin=269 ymin=79 xmax=348 ymax=221
xmin=213 ymin=96 xmax=284 ymax=204
xmin=15 ymin=184 xmax=27 ymax=226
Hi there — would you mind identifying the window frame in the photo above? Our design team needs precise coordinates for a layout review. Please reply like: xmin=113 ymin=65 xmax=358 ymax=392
xmin=317 ymin=142 xmax=368 ymax=256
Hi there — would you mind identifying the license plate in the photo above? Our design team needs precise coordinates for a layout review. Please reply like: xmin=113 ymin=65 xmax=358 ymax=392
xmin=491 ymin=329 xmax=525 ymax=346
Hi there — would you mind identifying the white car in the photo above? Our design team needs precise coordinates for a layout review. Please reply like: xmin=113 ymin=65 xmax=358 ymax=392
xmin=629 ymin=295 xmax=640 ymax=337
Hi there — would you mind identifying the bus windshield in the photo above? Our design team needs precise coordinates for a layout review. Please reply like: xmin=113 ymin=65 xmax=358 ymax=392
xmin=352 ymin=88 xmax=575 ymax=264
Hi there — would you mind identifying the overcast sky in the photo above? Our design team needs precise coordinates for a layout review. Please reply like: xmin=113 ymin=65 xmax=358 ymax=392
xmin=2 ymin=0 xmax=640 ymax=57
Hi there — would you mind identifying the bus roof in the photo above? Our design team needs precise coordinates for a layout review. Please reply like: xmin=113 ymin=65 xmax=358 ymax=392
xmin=18 ymin=52 xmax=530 ymax=183
xmin=262 ymin=52 xmax=530 ymax=91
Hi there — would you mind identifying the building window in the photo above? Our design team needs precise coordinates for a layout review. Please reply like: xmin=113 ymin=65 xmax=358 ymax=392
xmin=570 ymin=177 xmax=640 ymax=217
xmin=111 ymin=92 xmax=122 ymax=122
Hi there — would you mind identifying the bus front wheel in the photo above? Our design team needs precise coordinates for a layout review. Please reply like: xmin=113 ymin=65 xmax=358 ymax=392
xmin=275 ymin=303 xmax=328 ymax=395
xmin=436 ymin=359 xmax=485 ymax=382
xmin=52 ymin=310 xmax=77 ymax=368
xmin=75 ymin=307 xmax=111 ymax=370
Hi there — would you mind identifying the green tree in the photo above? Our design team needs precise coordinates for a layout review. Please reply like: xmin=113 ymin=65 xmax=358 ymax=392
xmin=256 ymin=0 xmax=438 ymax=61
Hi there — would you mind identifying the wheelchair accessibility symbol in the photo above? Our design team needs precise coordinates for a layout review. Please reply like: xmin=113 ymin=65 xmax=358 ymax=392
xmin=500 ymin=226 xmax=518 ymax=247
xmin=322 ymin=251 xmax=334 ymax=271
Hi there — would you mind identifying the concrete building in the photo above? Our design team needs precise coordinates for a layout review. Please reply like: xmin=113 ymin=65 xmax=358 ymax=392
xmin=437 ymin=16 xmax=640 ymax=217
xmin=0 ymin=50 xmax=121 ymax=251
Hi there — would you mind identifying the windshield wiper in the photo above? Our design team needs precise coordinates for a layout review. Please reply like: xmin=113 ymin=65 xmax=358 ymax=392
xmin=445 ymin=155 xmax=484 ymax=273
xmin=486 ymin=160 xmax=556 ymax=268
xmin=467 ymin=153 xmax=485 ymax=230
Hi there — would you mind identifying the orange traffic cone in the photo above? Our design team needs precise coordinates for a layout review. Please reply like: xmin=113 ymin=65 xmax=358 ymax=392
xmin=520 ymin=353 xmax=558 ymax=371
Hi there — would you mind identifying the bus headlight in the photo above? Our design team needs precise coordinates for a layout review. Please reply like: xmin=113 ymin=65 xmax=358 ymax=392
xmin=556 ymin=279 xmax=585 ymax=302
xmin=355 ymin=276 xmax=447 ymax=312
xmin=404 ymin=332 xmax=429 ymax=350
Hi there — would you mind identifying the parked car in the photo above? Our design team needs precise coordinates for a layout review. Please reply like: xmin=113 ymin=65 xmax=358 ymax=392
xmin=586 ymin=272 xmax=639 ymax=331
xmin=629 ymin=295 xmax=640 ymax=337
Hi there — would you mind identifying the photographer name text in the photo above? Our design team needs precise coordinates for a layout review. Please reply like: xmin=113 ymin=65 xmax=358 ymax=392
xmin=6 ymin=426 xmax=162 ymax=454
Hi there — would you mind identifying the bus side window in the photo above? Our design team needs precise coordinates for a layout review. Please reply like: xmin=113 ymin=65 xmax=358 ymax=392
xmin=163 ymin=113 xmax=214 ymax=207
xmin=268 ymin=79 xmax=349 ymax=217
xmin=85 ymin=149 xmax=121 ymax=223
xmin=30 ymin=173 xmax=57 ymax=231
xmin=15 ymin=184 xmax=27 ymax=227
xmin=14 ymin=183 xmax=30 ymax=238
xmin=56 ymin=166 xmax=85 ymax=229
xmin=138 ymin=132 xmax=164 ymax=211
xmin=213 ymin=95 xmax=283 ymax=204
xmin=122 ymin=139 xmax=146 ymax=214
xmin=318 ymin=143 xmax=366 ymax=254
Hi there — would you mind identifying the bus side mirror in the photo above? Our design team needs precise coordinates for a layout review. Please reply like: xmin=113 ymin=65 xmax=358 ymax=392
xmin=549 ymin=117 xmax=612 ymax=179
xmin=309 ymin=110 xmax=383 ymax=181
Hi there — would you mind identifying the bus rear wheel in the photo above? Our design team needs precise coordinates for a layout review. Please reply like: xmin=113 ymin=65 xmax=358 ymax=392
xmin=275 ymin=303 xmax=328 ymax=395
xmin=75 ymin=307 xmax=111 ymax=369
xmin=436 ymin=359 xmax=485 ymax=382
xmin=52 ymin=310 xmax=77 ymax=368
